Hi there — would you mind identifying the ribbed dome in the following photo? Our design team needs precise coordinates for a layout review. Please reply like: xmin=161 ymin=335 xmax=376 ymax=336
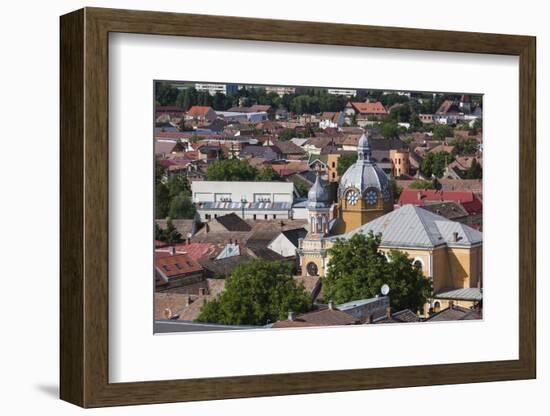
xmin=339 ymin=131 xmax=392 ymax=200
xmin=308 ymin=173 xmax=330 ymax=209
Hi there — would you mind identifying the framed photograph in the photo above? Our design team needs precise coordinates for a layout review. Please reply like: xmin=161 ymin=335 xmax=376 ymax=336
xmin=60 ymin=7 xmax=536 ymax=408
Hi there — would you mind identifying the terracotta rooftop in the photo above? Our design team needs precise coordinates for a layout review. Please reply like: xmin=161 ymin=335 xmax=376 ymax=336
xmin=398 ymin=189 xmax=482 ymax=215
xmin=155 ymin=253 xmax=203 ymax=278
xmin=186 ymin=106 xmax=214 ymax=117
xmin=349 ymin=101 xmax=388 ymax=115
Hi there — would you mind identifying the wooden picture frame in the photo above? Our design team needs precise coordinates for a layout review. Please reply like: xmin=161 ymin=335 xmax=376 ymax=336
xmin=60 ymin=7 xmax=536 ymax=408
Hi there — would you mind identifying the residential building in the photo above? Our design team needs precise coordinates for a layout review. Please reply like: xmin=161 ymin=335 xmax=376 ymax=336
xmin=271 ymin=302 xmax=360 ymax=328
xmin=184 ymin=106 xmax=217 ymax=126
xmin=344 ymin=101 xmax=388 ymax=126
xmin=155 ymin=251 xmax=204 ymax=291
xmin=192 ymin=181 xmax=295 ymax=221
xmin=194 ymin=83 xmax=227 ymax=95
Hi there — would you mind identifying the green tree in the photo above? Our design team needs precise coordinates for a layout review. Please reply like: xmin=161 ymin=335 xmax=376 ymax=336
xmin=421 ymin=151 xmax=451 ymax=178
xmin=409 ymin=113 xmax=423 ymax=131
xmin=389 ymin=104 xmax=412 ymax=123
xmin=292 ymin=177 xmax=312 ymax=197
xmin=205 ymin=159 xmax=258 ymax=181
xmin=384 ymin=250 xmax=432 ymax=313
xmin=465 ymin=158 xmax=483 ymax=179
xmin=336 ymin=153 xmax=358 ymax=176
xmin=278 ymin=128 xmax=296 ymax=141
xmin=155 ymin=157 xmax=165 ymax=185
xmin=162 ymin=218 xmax=183 ymax=244
xmin=167 ymin=174 xmax=191 ymax=199
xmin=155 ymin=82 xmax=179 ymax=106
xmin=471 ymin=118 xmax=482 ymax=135
xmin=450 ymin=138 xmax=478 ymax=155
xmin=256 ymin=166 xmax=281 ymax=181
xmin=389 ymin=178 xmax=402 ymax=203
xmin=154 ymin=222 xmax=163 ymax=241
xmin=432 ymin=124 xmax=452 ymax=140
xmin=379 ymin=93 xmax=409 ymax=106
xmin=197 ymin=260 xmax=312 ymax=325
xmin=323 ymin=232 xmax=431 ymax=313
xmin=168 ymin=192 xmax=196 ymax=219
xmin=408 ymin=180 xmax=435 ymax=190
xmin=381 ymin=121 xmax=399 ymax=139
xmin=155 ymin=182 xmax=170 ymax=219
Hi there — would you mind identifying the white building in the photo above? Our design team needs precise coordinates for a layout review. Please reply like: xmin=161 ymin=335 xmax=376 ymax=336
xmin=327 ymin=88 xmax=357 ymax=97
xmin=216 ymin=111 xmax=268 ymax=123
xmin=195 ymin=83 xmax=227 ymax=95
xmin=192 ymin=181 xmax=295 ymax=221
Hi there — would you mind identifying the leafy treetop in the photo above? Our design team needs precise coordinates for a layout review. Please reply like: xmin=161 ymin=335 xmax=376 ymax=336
xmin=197 ymin=260 xmax=312 ymax=326
xmin=323 ymin=232 xmax=431 ymax=313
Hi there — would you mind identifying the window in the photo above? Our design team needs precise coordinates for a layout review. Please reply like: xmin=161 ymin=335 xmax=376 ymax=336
xmin=332 ymin=172 xmax=336 ymax=179
xmin=264 ymin=214 xmax=268 ymax=220
xmin=332 ymin=161 xmax=336 ymax=168
xmin=253 ymin=214 xmax=257 ymax=220
xmin=413 ymin=258 xmax=424 ymax=269
xmin=273 ymin=214 xmax=276 ymax=219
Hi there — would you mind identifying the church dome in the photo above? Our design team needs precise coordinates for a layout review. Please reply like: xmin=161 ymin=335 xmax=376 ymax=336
xmin=339 ymin=131 xmax=392 ymax=201
xmin=308 ymin=172 xmax=330 ymax=209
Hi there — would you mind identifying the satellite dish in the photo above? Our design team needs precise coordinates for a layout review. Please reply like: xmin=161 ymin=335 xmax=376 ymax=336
xmin=381 ymin=284 xmax=390 ymax=296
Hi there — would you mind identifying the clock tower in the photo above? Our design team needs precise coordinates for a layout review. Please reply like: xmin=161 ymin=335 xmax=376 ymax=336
xmin=333 ymin=131 xmax=394 ymax=234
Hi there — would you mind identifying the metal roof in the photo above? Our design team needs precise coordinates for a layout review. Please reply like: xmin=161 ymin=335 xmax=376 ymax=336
xmin=199 ymin=201 xmax=292 ymax=211
xmin=434 ymin=287 xmax=483 ymax=301
xmin=334 ymin=204 xmax=482 ymax=248
xmin=339 ymin=132 xmax=392 ymax=198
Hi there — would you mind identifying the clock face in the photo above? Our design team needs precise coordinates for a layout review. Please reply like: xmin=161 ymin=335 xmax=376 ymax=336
xmin=346 ymin=190 xmax=359 ymax=205
xmin=365 ymin=190 xmax=378 ymax=205
xmin=306 ymin=262 xmax=318 ymax=276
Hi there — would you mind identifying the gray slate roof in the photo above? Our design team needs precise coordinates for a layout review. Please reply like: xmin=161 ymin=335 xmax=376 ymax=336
xmin=334 ymin=204 xmax=482 ymax=249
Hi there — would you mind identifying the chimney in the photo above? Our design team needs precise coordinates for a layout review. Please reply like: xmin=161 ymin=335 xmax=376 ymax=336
xmin=453 ymin=231 xmax=459 ymax=242
xmin=288 ymin=311 xmax=295 ymax=321
xmin=386 ymin=307 xmax=392 ymax=319
xmin=163 ymin=308 xmax=172 ymax=320
xmin=328 ymin=300 xmax=334 ymax=310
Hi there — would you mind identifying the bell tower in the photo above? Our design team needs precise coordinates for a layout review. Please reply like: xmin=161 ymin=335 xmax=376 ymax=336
xmin=335 ymin=131 xmax=393 ymax=234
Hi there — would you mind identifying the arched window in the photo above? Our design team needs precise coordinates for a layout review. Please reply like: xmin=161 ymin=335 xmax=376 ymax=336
xmin=433 ymin=301 xmax=441 ymax=313
xmin=413 ymin=258 xmax=424 ymax=270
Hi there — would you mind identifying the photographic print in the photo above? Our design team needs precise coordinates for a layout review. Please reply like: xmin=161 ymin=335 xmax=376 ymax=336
xmin=153 ymin=81 xmax=483 ymax=333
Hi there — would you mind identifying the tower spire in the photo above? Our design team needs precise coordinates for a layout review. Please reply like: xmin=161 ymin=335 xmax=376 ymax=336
xmin=357 ymin=129 xmax=371 ymax=162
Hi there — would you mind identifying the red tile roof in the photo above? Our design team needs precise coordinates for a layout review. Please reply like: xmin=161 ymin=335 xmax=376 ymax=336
xmin=398 ymin=189 xmax=482 ymax=215
xmin=155 ymin=253 xmax=203 ymax=278
xmin=186 ymin=106 xmax=214 ymax=117
xmin=156 ymin=243 xmax=217 ymax=262
xmin=350 ymin=101 xmax=388 ymax=115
